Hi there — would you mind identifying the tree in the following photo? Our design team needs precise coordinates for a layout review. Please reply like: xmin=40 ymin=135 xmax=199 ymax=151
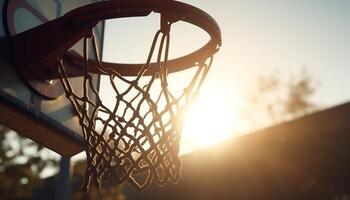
xmin=245 ymin=68 xmax=317 ymax=129
xmin=284 ymin=69 xmax=316 ymax=118
xmin=0 ymin=125 xmax=58 ymax=199
xmin=0 ymin=125 xmax=126 ymax=199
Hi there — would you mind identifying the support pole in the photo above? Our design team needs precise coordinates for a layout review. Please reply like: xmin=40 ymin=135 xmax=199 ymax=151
xmin=55 ymin=157 xmax=71 ymax=200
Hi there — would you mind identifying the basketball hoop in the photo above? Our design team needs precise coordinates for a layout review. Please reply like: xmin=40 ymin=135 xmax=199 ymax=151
xmin=8 ymin=0 xmax=221 ymax=191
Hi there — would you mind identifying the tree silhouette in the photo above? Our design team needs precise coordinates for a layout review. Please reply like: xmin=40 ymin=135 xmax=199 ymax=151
xmin=0 ymin=125 xmax=58 ymax=199
xmin=246 ymin=68 xmax=317 ymax=129
xmin=284 ymin=70 xmax=316 ymax=118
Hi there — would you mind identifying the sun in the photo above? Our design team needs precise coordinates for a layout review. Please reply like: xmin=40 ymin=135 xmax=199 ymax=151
xmin=180 ymin=87 xmax=236 ymax=154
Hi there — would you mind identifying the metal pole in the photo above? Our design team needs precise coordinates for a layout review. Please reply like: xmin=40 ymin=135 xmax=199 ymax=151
xmin=55 ymin=157 xmax=71 ymax=200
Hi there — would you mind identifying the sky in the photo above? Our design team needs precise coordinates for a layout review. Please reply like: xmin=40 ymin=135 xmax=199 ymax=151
xmin=185 ymin=0 xmax=350 ymax=106
xmin=101 ymin=0 xmax=350 ymax=154
xmin=104 ymin=0 xmax=350 ymax=106
xmin=100 ymin=0 xmax=350 ymax=154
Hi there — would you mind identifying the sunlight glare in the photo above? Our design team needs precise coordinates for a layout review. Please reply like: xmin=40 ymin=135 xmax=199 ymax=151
xmin=180 ymin=87 xmax=235 ymax=154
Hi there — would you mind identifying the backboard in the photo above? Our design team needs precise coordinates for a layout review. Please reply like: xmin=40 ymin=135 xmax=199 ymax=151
xmin=0 ymin=0 xmax=104 ymax=156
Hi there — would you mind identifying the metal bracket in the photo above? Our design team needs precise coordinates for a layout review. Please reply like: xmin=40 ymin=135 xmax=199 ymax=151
xmin=5 ymin=0 xmax=221 ymax=99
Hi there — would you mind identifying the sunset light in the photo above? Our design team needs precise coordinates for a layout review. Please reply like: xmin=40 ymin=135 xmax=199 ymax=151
xmin=180 ymin=87 xmax=235 ymax=154
xmin=3 ymin=0 xmax=350 ymax=198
